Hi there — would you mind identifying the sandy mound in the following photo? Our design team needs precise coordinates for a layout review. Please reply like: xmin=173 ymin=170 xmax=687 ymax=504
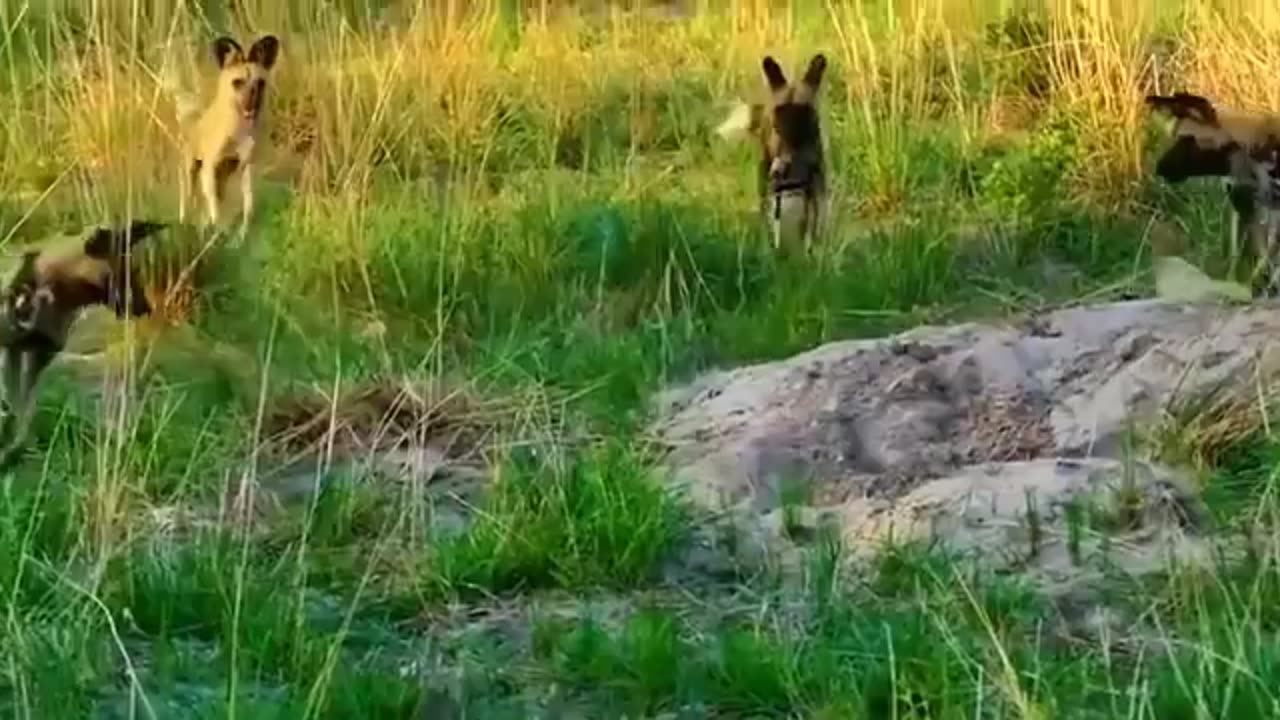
xmin=653 ymin=299 xmax=1280 ymax=585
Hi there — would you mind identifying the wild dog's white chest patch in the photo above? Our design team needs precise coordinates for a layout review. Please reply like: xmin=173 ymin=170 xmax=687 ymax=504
xmin=196 ymin=109 xmax=259 ymax=165
xmin=1263 ymin=164 xmax=1280 ymax=208
xmin=210 ymin=126 xmax=256 ymax=165
xmin=232 ymin=126 xmax=256 ymax=159
xmin=768 ymin=191 xmax=809 ymax=248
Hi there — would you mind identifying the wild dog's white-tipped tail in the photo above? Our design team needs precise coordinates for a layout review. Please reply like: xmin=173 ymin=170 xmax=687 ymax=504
xmin=160 ymin=62 xmax=200 ymax=127
xmin=715 ymin=100 xmax=755 ymax=141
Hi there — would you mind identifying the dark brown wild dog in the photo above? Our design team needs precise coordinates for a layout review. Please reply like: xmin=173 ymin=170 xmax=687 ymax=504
xmin=165 ymin=35 xmax=280 ymax=240
xmin=717 ymin=53 xmax=829 ymax=254
xmin=0 ymin=221 xmax=165 ymax=471
xmin=1146 ymin=91 xmax=1280 ymax=295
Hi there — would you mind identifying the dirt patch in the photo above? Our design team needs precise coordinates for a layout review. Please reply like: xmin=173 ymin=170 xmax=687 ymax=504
xmin=261 ymin=376 xmax=494 ymax=469
xmin=204 ymin=376 xmax=529 ymax=529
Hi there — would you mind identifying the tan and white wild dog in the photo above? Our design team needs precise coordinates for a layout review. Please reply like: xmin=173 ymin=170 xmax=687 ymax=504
xmin=716 ymin=54 xmax=829 ymax=254
xmin=164 ymin=35 xmax=281 ymax=239
xmin=1146 ymin=91 xmax=1280 ymax=295
xmin=0 ymin=221 xmax=166 ymax=471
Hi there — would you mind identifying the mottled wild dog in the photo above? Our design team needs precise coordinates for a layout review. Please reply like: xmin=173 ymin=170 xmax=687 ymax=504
xmin=166 ymin=35 xmax=280 ymax=238
xmin=0 ymin=221 xmax=165 ymax=471
xmin=716 ymin=54 xmax=829 ymax=253
xmin=1145 ymin=92 xmax=1280 ymax=295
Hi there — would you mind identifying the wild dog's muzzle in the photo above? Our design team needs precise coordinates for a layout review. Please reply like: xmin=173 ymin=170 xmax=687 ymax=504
xmin=768 ymin=155 xmax=817 ymax=192
xmin=240 ymin=79 xmax=266 ymax=120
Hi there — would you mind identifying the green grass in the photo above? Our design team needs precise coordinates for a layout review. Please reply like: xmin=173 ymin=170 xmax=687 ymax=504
xmin=424 ymin=442 xmax=687 ymax=600
xmin=3 ymin=0 xmax=1280 ymax=717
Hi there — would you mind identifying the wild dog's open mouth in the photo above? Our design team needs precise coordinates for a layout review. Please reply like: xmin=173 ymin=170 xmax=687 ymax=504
xmin=239 ymin=82 xmax=265 ymax=121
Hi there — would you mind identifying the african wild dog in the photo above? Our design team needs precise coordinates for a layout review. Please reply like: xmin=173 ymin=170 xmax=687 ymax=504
xmin=717 ymin=54 xmax=829 ymax=254
xmin=0 ymin=221 xmax=165 ymax=470
xmin=163 ymin=35 xmax=281 ymax=240
xmin=1146 ymin=92 xmax=1280 ymax=295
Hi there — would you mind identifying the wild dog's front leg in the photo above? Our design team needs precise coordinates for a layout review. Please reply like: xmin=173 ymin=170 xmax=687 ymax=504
xmin=800 ymin=192 xmax=823 ymax=256
xmin=1257 ymin=156 xmax=1280 ymax=297
xmin=237 ymin=161 xmax=255 ymax=242
xmin=0 ymin=347 xmax=16 ymax=441
xmin=1243 ymin=213 xmax=1279 ymax=297
xmin=1228 ymin=183 xmax=1258 ymax=286
xmin=1259 ymin=209 xmax=1280 ymax=297
xmin=199 ymin=161 xmax=223 ymax=230
xmin=180 ymin=158 xmax=201 ymax=224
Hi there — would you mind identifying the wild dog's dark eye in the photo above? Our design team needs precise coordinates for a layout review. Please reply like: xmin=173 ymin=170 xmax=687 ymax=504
xmin=232 ymin=78 xmax=246 ymax=90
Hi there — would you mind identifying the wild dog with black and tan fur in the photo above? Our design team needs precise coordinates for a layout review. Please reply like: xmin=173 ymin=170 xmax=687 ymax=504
xmin=0 ymin=220 xmax=165 ymax=471
xmin=1145 ymin=91 xmax=1280 ymax=295
xmin=165 ymin=35 xmax=280 ymax=239
xmin=716 ymin=53 xmax=829 ymax=254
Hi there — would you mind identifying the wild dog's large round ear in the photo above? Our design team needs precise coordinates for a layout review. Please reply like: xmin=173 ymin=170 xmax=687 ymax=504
xmin=248 ymin=35 xmax=281 ymax=70
xmin=802 ymin=54 xmax=828 ymax=91
xmin=212 ymin=37 xmax=244 ymax=68
xmin=83 ymin=228 xmax=115 ymax=259
xmin=762 ymin=56 xmax=788 ymax=91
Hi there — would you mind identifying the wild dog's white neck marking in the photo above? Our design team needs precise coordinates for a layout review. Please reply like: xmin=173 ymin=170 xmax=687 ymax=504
xmin=1 ymin=277 xmax=54 ymax=339
xmin=233 ymin=128 xmax=257 ymax=160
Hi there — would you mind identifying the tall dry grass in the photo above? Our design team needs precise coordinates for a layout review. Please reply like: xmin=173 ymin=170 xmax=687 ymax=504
xmin=0 ymin=1 xmax=1277 ymax=230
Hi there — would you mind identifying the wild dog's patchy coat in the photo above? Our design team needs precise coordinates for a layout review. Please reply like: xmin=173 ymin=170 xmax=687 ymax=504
xmin=167 ymin=35 xmax=280 ymax=238
xmin=716 ymin=54 xmax=829 ymax=254
xmin=1146 ymin=92 xmax=1280 ymax=295
xmin=0 ymin=221 xmax=165 ymax=471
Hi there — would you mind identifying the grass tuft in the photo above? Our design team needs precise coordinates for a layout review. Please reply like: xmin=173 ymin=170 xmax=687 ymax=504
xmin=426 ymin=441 xmax=687 ymax=600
